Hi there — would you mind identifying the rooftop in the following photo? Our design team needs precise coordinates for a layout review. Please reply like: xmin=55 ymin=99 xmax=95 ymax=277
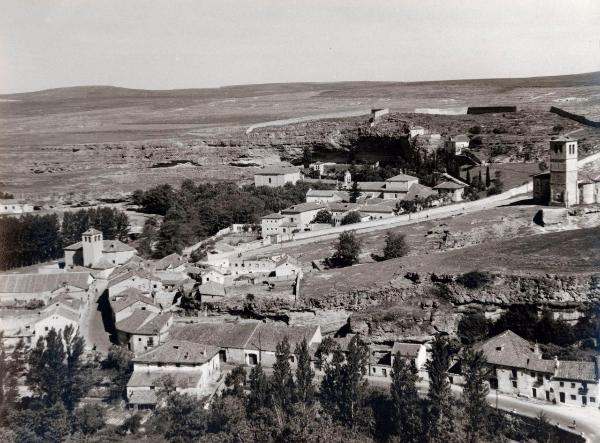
xmin=555 ymin=360 xmax=598 ymax=382
xmin=255 ymin=166 xmax=300 ymax=176
xmin=281 ymin=202 xmax=326 ymax=214
xmin=154 ymin=253 xmax=184 ymax=271
xmin=474 ymin=330 xmax=552 ymax=372
xmin=386 ymin=173 xmax=419 ymax=182
xmin=405 ymin=183 xmax=438 ymax=201
xmin=0 ymin=272 xmax=92 ymax=294
xmin=134 ymin=340 xmax=220 ymax=365
xmin=391 ymin=342 xmax=423 ymax=357
xmin=116 ymin=310 xmax=171 ymax=335
xmin=127 ymin=369 xmax=204 ymax=388
xmin=262 ymin=212 xmax=284 ymax=220
xmin=433 ymin=181 xmax=467 ymax=190
xmin=451 ymin=135 xmax=470 ymax=143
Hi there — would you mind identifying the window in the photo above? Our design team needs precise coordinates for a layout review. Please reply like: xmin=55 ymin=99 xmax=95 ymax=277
xmin=138 ymin=338 xmax=142 ymax=341
xmin=268 ymin=178 xmax=272 ymax=184
xmin=571 ymin=395 xmax=577 ymax=401
xmin=591 ymin=397 xmax=596 ymax=403
xmin=372 ymin=368 xmax=377 ymax=373
xmin=571 ymin=383 xmax=576 ymax=388
xmin=512 ymin=381 xmax=517 ymax=388
xmin=511 ymin=369 xmax=517 ymax=379
xmin=560 ymin=382 xmax=564 ymax=387
xmin=45 ymin=326 xmax=49 ymax=331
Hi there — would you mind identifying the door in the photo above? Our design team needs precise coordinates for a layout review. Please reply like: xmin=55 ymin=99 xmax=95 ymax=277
xmin=219 ymin=350 xmax=227 ymax=363
xmin=559 ymin=392 xmax=565 ymax=403
xmin=545 ymin=391 xmax=550 ymax=401
xmin=247 ymin=353 xmax=258 ymax=366
xmin=532 ymin=388 xmax=537 ymax=398
xmin=582 ymin=396 xmax=587 ymax=406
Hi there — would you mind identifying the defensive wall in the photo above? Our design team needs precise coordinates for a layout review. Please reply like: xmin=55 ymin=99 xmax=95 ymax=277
xmin=550 ymin=106 xmax=600 ymax=128
xmin=467 ymin=106 xmax=517 ymax=114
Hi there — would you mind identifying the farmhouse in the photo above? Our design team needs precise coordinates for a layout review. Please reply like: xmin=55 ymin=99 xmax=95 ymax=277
xmin=305 ymin=189 xmax=349 ymax=203
xmin=356 ymin=174 xmax=420 ymax=200
xmin=280 ymin=202 xmax=327 ymax=232
xmin=369 ymin=342 xmax=428 ymax=379
xmin=32 ymin=304 xmax=81 ymax=340
xmin=0 ymin=272 xmax=93 ymax=306
xmin=0 ymin=199 xmax=34 ymax=215
xmin=254 ymin=165 xmax=301 ymax=187
xmin=446 ymin=135 xmax=470 ymax=155
xmin=472 ymin=330 xmax=600 ymax=407
xmin=64 ymin=229 xmax=137 ymax=270
xmin=109 ymin=287 xmax=160 ymax=323
xmin=115 ymin=310 xmax=173 ymax=354
xmin=433 ymin=181 xmax=466 ymax=202
xmin=170 ymin=321 xmax=322 ymax=367
xmin=127 ymin=340 xmax=221 ymax=410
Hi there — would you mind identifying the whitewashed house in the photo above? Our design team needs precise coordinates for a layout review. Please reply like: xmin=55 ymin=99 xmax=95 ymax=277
xmin=254 ymin=165 xmax=301 ymax=187
xmin=0 ymin=199 xmax=34 ymax=215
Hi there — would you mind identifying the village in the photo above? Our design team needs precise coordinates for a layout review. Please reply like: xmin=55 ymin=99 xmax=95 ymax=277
xmin=2 ymin=98 xmax=600 ymax=443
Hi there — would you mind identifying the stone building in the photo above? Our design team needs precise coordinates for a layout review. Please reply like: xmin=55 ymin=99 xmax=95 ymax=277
xmin=64 ymin=229 xmax=137 ymax=269
xmin=0 ymin=199 xmax=34 ymax=215
xmin=254 ymin=165 xmax=302 ymax=187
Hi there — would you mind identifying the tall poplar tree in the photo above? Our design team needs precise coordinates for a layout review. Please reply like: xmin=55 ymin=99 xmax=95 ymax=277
xmin=426 ymin=335 xmax=454 ymax=443
xmin=462 ymin=348 xmax=490 ymax=443
xmin=294 ymin=339 xmax=315 ymax=407
xmin=390 ymin=356 xmax=422 ymax=442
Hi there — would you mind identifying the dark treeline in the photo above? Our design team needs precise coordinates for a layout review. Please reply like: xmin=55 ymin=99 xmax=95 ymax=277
xmin=0 ymin=207 xmax=129 ymax=271
xmin=133 ymin=180 xmax=334 ymax=257
xmin=0 ymin=214 xmax=62 ymax=270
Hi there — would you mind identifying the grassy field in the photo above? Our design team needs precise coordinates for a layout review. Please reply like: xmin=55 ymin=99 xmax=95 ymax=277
xmin=1 ymin=72 xmax=599 ymax=198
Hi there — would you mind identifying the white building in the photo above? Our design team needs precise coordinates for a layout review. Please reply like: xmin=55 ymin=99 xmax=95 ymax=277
xmin=305 ymin=189 xmax=349 ymax=204
xmin=433 ymin=181 xmax=466 ymax=202
xmin=127 ymin=340 xmax=221 ymax=410
xmin=356 ymin=174 xmax=420 ymax=200
xmin=116 ymin=310 xmax=173 ymax=354
xmin=64 ymin=229 xmax=137 ymax=270
xmin=0 ymin=199 xmax=34 ymax=215
xmin=473 ymin=330 xmax=600 ymax=407
xmin=550 ymin=137 xmax=579 ymax=207
xmin=409 ymin=126 xmax=426 ymax=139
xmin=254 ymin=165 xmax=302 ymax=187
xmin=261 ymin=212 xmax=286 ymax=237
xmin=280 ymin=202 xmax=327 ymax=232
xmin=0 ymin=272 xmax=93 ymax=306
xmin=446 ymin=135 xmax=470 ymax=155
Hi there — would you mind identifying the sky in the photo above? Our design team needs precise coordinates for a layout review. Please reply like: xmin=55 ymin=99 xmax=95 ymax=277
xmin=1 ymin=0 xmax=599 ymax=94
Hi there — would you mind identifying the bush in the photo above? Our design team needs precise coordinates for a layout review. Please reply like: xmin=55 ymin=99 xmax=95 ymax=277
xmin=330 ymin=231 xmax=362 ymax=267
xmin=312 ymin=209 xmax=333 ymax=224
xmin=457 ymin=312 xmax=490 ymax=345
xmin=340 ymin=211 xmax=362 ymax=225
xmin=382 ymin=232 xmax=409 ymax=260
xmin=469 ymin=125 xmax=482 ymax=135
xmin=456 ymin=271 xmax=491 ymax=289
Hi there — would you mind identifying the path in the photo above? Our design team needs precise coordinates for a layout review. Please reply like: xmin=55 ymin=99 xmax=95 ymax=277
xmin=81 ymin=279 xmax=111 ymax=353
xmin=241 ymin=195 xmax=528 ymax=258
xmin=245 ymin=109 xmax=371 ymax=134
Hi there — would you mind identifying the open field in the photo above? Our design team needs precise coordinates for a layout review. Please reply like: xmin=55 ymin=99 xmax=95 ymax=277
xmin=1 ymin=72 xmax=600 ymax=198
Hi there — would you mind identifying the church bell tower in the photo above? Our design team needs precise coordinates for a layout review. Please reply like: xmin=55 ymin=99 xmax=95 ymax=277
xmin=549 ymin=137 xmax=578 ymax=207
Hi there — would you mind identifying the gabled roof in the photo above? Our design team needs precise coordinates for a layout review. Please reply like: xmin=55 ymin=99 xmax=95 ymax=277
xmin=128 ymin=389 xmax=157 ymax=405
xmin=328 ymin=203 xmax=361 ymax=212
xmin=153 ymin=271 xmax=189 ymax=286
xmin=262 ymin=212 xmax=285 ymax=220
xmin=555 ymin=361 xmax=598 ymax=382
xmin=199 ymin=281 xmax=226 ymax=297
xmin=38 ymin=305 xmax=80 ymax=324
xmin=281 ymin=202 xmax=326 ymax=214
xmin=434 ymin=181 xmax=467 ymax=190
xmin=0 ymin=272 xmax=92 ymax=294
xmin=110 ymin=288 xmax=155 ymax=313
xmin=391 ymin=342 xmax=423 ymax=358
xmin=108 ymin=270 xmax=156 ymax=289
xmin=360 ymin=204 xmax=394 ymax=214
xmin=386 ymin=173 xmax=418 ymax=182
xmin=405 ymin=183 xmax=438 ymax=201
xmin=47 ymin=294 xmax=83 ymax=313
xmin=116 ymin=310 xmax=171 ymax=335
xmin=154 ymin=253 xmax=184 ymax=271
xmin=128 ymin=369 xmax=204 ymax=388
xmin=255 ymin=166 xmax=300 ymax=176
xmin=245 ymin=324 xmax=320 ymax=352
xmin=91 ymin=257 xmax=117 ymax=270
xmin=306 ymin=189 xmax=336 ymax=197
xmin=64 ymin=241 xmax=83 ymax=251
xmin=134 ymin=340 xmax=220 ymax=365
xmin=474 ymin=330 xmax=551 ymax=372
xmin=102 ymin=240 xmax=136 ymax=253
xmin=171 ymin=322 xmax=260 ymax=349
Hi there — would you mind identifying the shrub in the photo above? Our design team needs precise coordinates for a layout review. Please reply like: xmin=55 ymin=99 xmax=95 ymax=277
xmin=312 ymin=209 xmax=333 ymax=224
xmin=457 ymin=271 xmax=491 ymax=289
xmin=457 ymin=312 xmax=490 ymax=344
xmin=469 ymin=125 xmax=482 ymax=135
xmin=382 ymin=231 xmax=409 ymax=260
xmin=340 ymin=211 xmax=362 ymax=225
xmin=330 ymin=231 xmax=362 ymax=267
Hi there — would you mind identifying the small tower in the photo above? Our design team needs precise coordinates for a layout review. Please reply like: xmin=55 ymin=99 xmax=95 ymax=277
xmin=82 ymin=228 xmax=103 ymax=267
xmin=549 ymin=137 xmax=578 ymax=207
xmin=343 ymin=170 xmax=352 ymax=187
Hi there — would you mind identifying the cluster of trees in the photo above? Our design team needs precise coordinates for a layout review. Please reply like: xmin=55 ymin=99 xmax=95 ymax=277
xmin=0 ymin=214 xmax=62 ymax=270
xmin=458 ymin=305 xmax=600 ymax=353
xmin=0 ymin=207 xmax=130 ymax=271
xmin=133 ymin=180 xmax=333 ymax=257
xmin=330 ymin=231 xmax=409 ymax=267
xmin=0 ymin=192 xmax=14 ymax=199
xmin=0 ymin=328 xmax=136 ymax=443
xmin=462 ymin=166 xmax=504 ymax=199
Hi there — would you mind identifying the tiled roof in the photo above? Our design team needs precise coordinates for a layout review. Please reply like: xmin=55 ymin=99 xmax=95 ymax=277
xmin=391 ymin=342 xmax=423 ymax=357
xmin=91 ymin=257 xmax=116 ymax=270
xmin=255 ymin=166 xmax=300 ymax=175
xmin=474 ymin=330 xmax=550 ymax=372
xmin=154 ymin=253 xmax=184 ymax=271
xmin=110 ymin=289 xmax=155 ymax=313
xmin=128 ymin=389 xmax=158 ymax=405
xmin=102 ymin=240 xmax=136 ymax=253
xmin=48 ymin=294 xmax=83 ymax=313
xmin=555 ymin=361 xmax=598 ymax=382
xmin=434 ymin=181 xmax=466 ymax=190
xmin=199 ymin=281 xmax=226 ymax=297
xmin=360 ymin=204 xmax=394 ymax=214
xmin=262 ymin=212 xmax=284 ymax=219
xmin=108 ymin=270 xmax=156 ymax=289
xmin=38 ymin=305 xmax=80 ymax=323
xmin=387 ymin=173 xmax=418 ymax=182
xmin=116 ymin=311 xmax=171 ymax=335
xmin=127 ymin=369 xmax=204 ymax=388
xmin=355 ymin=181 xmax=386 ymax=191
xmin=133 ymin=339 xmax=219 ymax=365
xmin=405 ymin=183 xmax=438 ymax=201
xmin=0 ymin=272 xmax=91 ymax=294
xmin=245 ymin=324 xmax=320 ymax=352
xmin=64 ymin=241 xmax=83 ymax=251
xmin=153 ymin=271 xmax=189 ymax=286
xmin=282 ymin=202 xmax=326 ymax=214
xmin=328 ymin=203 xmax=361 ymax=212
xmin=171 ymin=322 xmax=260 ymax=349
xmin=307 ymin=189 xmax=336 ymax=197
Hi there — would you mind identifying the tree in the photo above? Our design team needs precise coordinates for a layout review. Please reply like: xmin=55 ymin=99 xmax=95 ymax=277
xmin=10 ymin=401 xmax=70 ymax=443
xmin=0 ymin=333 xmax=18 ymax=426
xmin=73 ymin=403 xmax=105 ymax=435
xmin=159 ymin=393 xmax=208 ymax=443
xmin=62 ymin=325 xmax=87 ymax=411
xmin=294 ymin=339 xmax=315 ymax=407
xmin=320 ymin=335 xmax=370 ymax=431
xmin=383 ymin=231 xmax=409 ymax=260
xmin=457 ymin=312 xmax=489 ymax=345
xmin=271 ymin=338 xmax=295 ymax=419
xmin=390 ymin=356 xmax=422 ymax=442
xmin=485 ymin=166 xmax=491 ymax=188
xmin=462 ymin=349 xmax=490 ymax=443
xmin=312 ymin=209 xmax=333 ymax=224
xmin=302 ymin=147 xmax=313 ymax=168
xmin=331 ymin=231 xmax=362 ymax=267
xmin=247 ymin=363 xmax=270 ymax=416
xmin=349 ymin=181 xmax=361 ymax=203
xmin=478 ymin=169 xmax=483 ymax=188
xmin=103 ymin=345 xmax=133 ymax=400
xmin=340 ymin=211 xmax=362 ymax=225
xmin=426 ymin=335 xmax=454 ymax=443
xmin=223 ymin=365 xmax=247 ymax=399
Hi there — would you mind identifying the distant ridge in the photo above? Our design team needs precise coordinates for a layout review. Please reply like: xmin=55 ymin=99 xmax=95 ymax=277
xmin=2 ymin=71 xmax=599 ymax=101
